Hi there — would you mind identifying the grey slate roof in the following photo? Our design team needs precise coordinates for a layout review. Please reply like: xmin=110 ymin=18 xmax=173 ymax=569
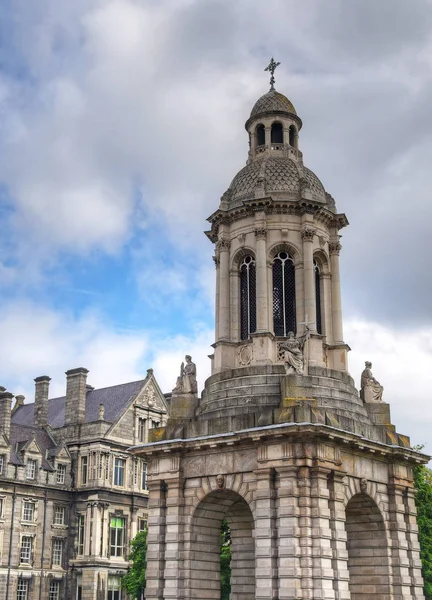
xmin=9 ymin=423 xmax=58 ymax=470
xmin=12 ymin=379 xmax=147 ymax=429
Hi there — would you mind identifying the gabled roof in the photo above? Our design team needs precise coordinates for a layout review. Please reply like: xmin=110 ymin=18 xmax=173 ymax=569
xmin=12 ymin=379 xmax=147 ymax=429
xmin=9 ymin=424 xmax=58 ymax=470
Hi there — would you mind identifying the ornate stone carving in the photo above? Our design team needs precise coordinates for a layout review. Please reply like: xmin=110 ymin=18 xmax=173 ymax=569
xmin=173 ymin=355 xmax=197 ymax=395
xmin=216 ymin=239 xmax=231 ymax=252
xmin=254 ymin=228 xmax=267 ymax=240
xmin=216 ymin=474 xmax=225 ymax=489
xmin=98 ymin=403 xmax=105 ymax=420
xmin=212 ymin=255 xmax=220 ymax=268
xmin=301 ymin=227 xmax=315 ymax=241
xmin=360 ymin=361 xmax=383 ymax=403
xmin=238 ymin=233 xmax=246 ymax=246
xmin=328 ymin=242 xmax=342 ymax=255
xmin=238 ymin=344 xmax=253 ymax=366
xmin=279 ymin=332 xmax=304 ymax=375
xmin=360 ymin=478 xmax=368 ymax=494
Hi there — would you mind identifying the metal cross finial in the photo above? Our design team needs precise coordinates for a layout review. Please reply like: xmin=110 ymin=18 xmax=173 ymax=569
xmin=264 ymin=57 xmax=281 ymax=91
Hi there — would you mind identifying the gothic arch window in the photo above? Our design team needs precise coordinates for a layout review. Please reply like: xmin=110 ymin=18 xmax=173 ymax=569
xmin=240 ymin=255 xmax=256 ymax=340
xmin=273 ymin=251 xmax=296 ymax=336
xmin=314 ymin=259 xmax=323 ymax=335
xmin=271 ymin=122 xmax=283 ymax=144
xmin=289 ymin=125 xmax=296 ymax=148
xmin=256 ymin=124 xmax=265 ymax=146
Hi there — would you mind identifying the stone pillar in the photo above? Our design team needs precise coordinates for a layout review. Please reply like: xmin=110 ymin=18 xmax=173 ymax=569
xmin=230 ymin=269 xmax=240 ymax=341
xmin=328 ymin=471 xmax=350 ymax=600
xmin=163 ymin=476 xmax=184 ymax=599
xmin=130 ymin=506 xmax=139 ymax=541
xmin=310 ymin=467 xmax=335 ymax=599
xmin=84 ymin=502 xmax=92 ymax=556
xmin=322 ymin=273 xmax=333 ymax=341
xmin=65 ymin=367 xmax=89 ymax=425
xmin=388 ymin=482 xmax=425 ymax=599
xmin=265 ymin=126 xmax=271 ymax=146
xmin=301 ymin=227 xmax=317 ymax=333
xmin=295 ymin=263 xmax=304 ymax=334
xmin=0 ymin=391 xmax=13 ymax=438
xmin=34 ymin=376 xmax=50 ymax=428
xmin=145 ymin=479 xmax=167 ymax=600
xmin=92 ymin=502 xmax=102 ymax=557
xmin=255 ymin=227 xmax=269 ymax=333
xmin=217 ymin=239 xmax=231 ymax=341
xmin=214 ymin=254 xmax=220 ymax=341
xmin=276 ymin=465 xmax=302 ymax=600
xmin=100 ymin=502 xmax=109 ymax=558
xmin=329 ymin=241 xmax=343 ymax=344
xmin=254 ymin=467 xmax=278 ymax=599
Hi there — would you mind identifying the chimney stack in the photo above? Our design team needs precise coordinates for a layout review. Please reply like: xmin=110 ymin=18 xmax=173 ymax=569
xmin=65 ymin=368 xmax=89 ymax=425
xmin=34 ymin=376 xmax=51 ymax=427
xmin=0 ymin=390 xmax=13 ymax=438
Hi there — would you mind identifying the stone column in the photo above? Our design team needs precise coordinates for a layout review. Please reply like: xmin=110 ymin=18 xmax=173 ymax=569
xmin=327 ymin=471 xmax=350 ymax=600
xmin=388 ymin=482 xmax=425 ymax=599
xmin=130 ymin=506 xmax=139 ymax=541
xmin=321 ymin=273 xmax=333 ymax=341
xmin=163 ymin=475 xmax=185 ymax=600
xmin=84 ymin=502 xmax=92 ymax=556
xmin=217 ymin=239 xmax=231 ymax=341
xmin=213 ymin=254 xmax=220 ymax=341
xmin=276 ymin=465 xmax=302 ymax=600
xmin=92 ymin=502 xmax=102 ymax=557
xmin=295 ymin=263 xmax=304 ymax=334
xmin=297 ymin=465 xmax=314 ymax=599
xmin=301 ymin=227 xmax=316 ymax=333
xmin=254 ymin=467 xmax=278 ymax=599
xmin=265 ymin=126 xmax=271 ymax=147
xmin=100 ymin=502 xmax=110 ymax=558
xmin=145 ymin=479 xmax=167 ymax=600
xmin=329 ymin=241 xmax=343 ymax=343
xmin=230 ymin=269 xmax=240 ymax=341
xmin=255 ymin=228 xmax=269 ymax=333
xmin=310 ymin=467 xmax=335 ymax=599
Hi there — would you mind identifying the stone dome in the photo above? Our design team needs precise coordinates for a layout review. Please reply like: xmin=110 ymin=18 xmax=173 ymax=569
xmin=250 ymin=90 xmax=297 ymax=119
xmin=225 ymin=155 xmax=328 ymax=208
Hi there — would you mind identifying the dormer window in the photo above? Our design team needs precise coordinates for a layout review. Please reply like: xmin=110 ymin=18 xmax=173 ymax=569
xmin=26 ymin=459 xmax=37 ymax=480
xmin=0 ymin=455 xmax=4 ymax=475
xmin=271 ymin=122 xmax=283 ymax=144
xmin=256 ymin=124 xmax=265 ymax=146
xmin=56 ymin=464 xmax=66 ymax=485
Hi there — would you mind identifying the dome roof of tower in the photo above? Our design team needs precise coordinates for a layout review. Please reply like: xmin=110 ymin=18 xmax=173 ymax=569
xmin=224 ymin=155 xmax=329 ymax=209
xmin=250 ymin=90 xmax=297 ymax=119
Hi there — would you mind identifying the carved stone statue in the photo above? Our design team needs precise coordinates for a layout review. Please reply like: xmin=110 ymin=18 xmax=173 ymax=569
xmin=98 ymin=403 xmax=105 ymax=420
xmin=280 ymin=332 xmax=304 ymax=375
xmin=173 ymin=355 xmax=197 ymax=395
xmin=360 ymin=477 xmax=368 ymax=494
xmin=360 ymin=361 xmax=383 ymax=403
xmin=216 ymin=474 xmax=225 ymax=489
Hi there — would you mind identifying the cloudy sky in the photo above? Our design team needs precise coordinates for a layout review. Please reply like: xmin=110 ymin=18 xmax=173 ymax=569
xmin=0 ymin=0 xmax=431 ymax=452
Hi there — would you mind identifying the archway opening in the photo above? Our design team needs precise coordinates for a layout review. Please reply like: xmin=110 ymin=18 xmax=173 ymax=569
xmin=189 ymin=490 xmax=255 ymax=600
xmin=346 ymin=493 xmax=391 ymax=600
xmin=289 ymin=125 xmax=296 ymax=147
xmin=256 ymin=124 xmax=265 ymax=146
xmin=271 ymin=122 xmax=283 ymax=144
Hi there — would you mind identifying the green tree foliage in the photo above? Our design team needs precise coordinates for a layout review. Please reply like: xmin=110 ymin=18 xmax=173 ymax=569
xmin=414 ymin=461 xmax=432 ymax=600
xmin=220 ymin=519 xmax=231 ymax=600
xmin=122 ymin=529 xmax=147 ymax=599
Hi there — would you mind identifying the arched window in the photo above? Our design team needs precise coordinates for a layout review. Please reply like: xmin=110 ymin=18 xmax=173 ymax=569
xmin=271 ymin=122 xmax=283 ymax=144
xmin=289 ymin=125 xmax=296 ymax=147
xmin=314 ymin=260 xmax=323 ymax=335
xmin=256 ymin=124 xmax=265 ymax=146
xmin=272 ymin=252 xmax=296 ymax=336
xmin=240 ymin=255 xmax=256 ymax=340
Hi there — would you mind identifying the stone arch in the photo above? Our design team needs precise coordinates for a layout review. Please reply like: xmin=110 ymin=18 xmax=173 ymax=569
xmin=345 ymin=492 xmax=391 ymax=600
xmin=187 ymin=488 xmax=255 ymax=600
xmin=267 ymin=241 xmax=301 ymax=266
xmin=231 ymin=246 xmax=256 ymax=271
xmin=313 ymin=249 xmax=330 ymax=275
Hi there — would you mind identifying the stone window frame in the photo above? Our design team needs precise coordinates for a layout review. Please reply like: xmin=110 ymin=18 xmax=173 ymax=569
xmin=0 ymin=454 xmax=5 ymax=475
xmin=56 ymin=463 xmax=66 ymax=485
xmin=17 ymin=578 xmax=29 ymax=600
xmin=26 ymin=458 xmax=37 ymax=480
xmin=137 ymin=417 xmax=146 ymax=443
xmin=107 ymin=575 xmax=121 ymax=600
xmin=0 ymin=495 xmax=5 ymax=519
xmin=77 ymin=514 xmax=85 ymax=556
xmin=109 ymin=514 xmax=126 ymax=557
xmin=138 ymin=517 xmax=147 ymax=532
xmin=49 ymin=580 xmax=60 ymax=600
xmin=141 ymin=460 xmax=148 ymax=491
xmin=22 ymin=499 xmax=37 ymax=523
xmin=51 ymin=537 xmax=63 ymax=567
xmin=113 ymin=457 xmax=126 ymax=487
xmin=19 ymin=534 xmax=35 ymax=565
xmin=80 ymin=455 xmax=88 ymax=485
xmin=53 ymin=505 xmax=66 ymax=526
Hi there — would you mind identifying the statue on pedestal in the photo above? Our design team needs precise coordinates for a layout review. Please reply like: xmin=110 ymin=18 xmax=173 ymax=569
xmin=280 ymin=332 xmax=304 ymax=375
xmin=173 ymin=355 xmax=197 ymax=395
xmin=360 ymin=361 xmax=383 ymax=403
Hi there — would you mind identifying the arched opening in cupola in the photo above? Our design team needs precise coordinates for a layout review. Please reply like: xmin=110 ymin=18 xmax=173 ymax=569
xmin=289 ymin=125 xmax=296 ymax=148
xmin=314 ymin=260 xmax=323 ymax=335
xmin=256 ymin=124 xmax=265 ymax=146
xmin=240 ymin=255 xmax=257 ymax=340
xmin=272 ymin=251 xmax=296 ymax=336
xmin=271 ymin=122 xmax=283 ymax=144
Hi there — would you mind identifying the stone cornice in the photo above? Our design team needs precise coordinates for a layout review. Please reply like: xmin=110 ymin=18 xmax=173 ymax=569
xmin=129 ymin=422 xmax=429 ymax=465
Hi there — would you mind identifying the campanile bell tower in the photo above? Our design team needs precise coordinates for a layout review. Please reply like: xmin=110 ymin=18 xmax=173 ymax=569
xmin=206 ymin=59 xmax=349 ymax=377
